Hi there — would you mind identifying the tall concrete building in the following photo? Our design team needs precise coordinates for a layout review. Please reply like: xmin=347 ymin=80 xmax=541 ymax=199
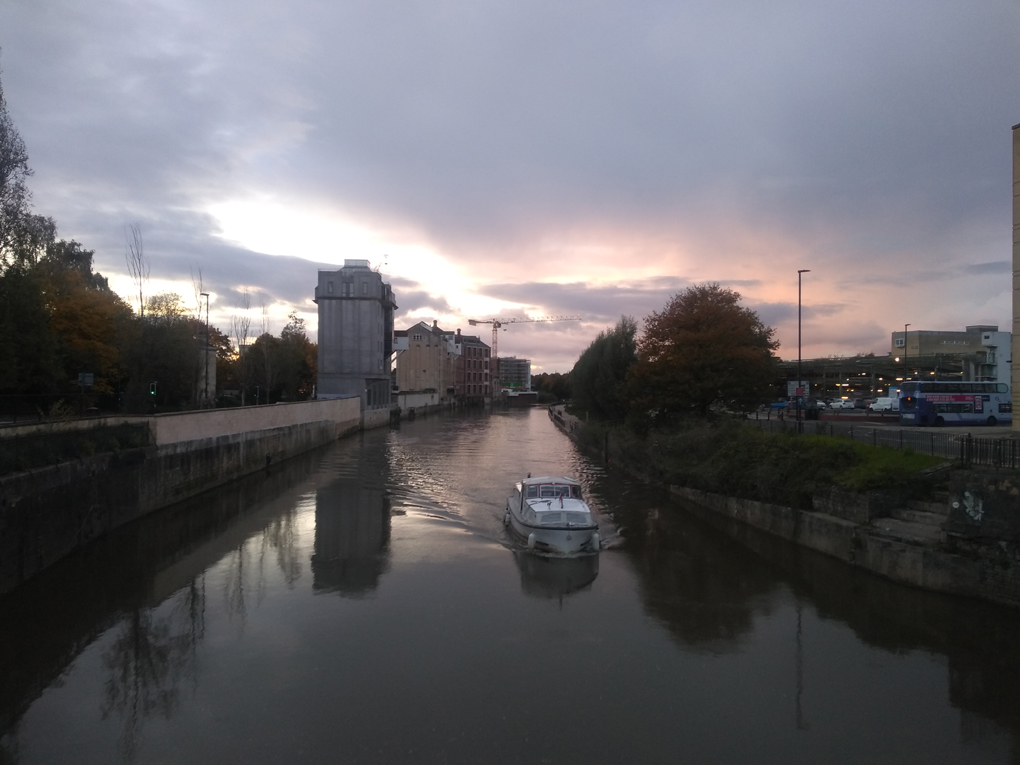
xmin=314 ymin=260 xmax=396 ymax=409
xmin=1013 ymin=122 xmax=1020 ymax=429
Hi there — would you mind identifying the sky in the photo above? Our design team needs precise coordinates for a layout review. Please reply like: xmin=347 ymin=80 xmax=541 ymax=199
xmin=1 ymin=0 xmax=1018 ymax=373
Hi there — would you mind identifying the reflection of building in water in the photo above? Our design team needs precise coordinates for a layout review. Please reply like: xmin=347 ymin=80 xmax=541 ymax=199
xmin=312 ymin=471 xmax=391 ymax=596
xmin=514 ymin=552 xmax=598 ymax=600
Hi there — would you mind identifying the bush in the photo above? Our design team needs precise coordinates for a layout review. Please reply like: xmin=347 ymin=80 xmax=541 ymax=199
xmin=603 ymin=420 xmax=944 ymax=509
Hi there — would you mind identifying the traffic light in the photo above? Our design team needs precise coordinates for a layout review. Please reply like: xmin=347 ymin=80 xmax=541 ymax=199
xmin=150 ymin=381 xmax=157 ymax=396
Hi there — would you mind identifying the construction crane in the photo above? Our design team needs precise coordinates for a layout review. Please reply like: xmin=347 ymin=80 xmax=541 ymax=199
xmin=467 ymin=315 xmax=581 ymax=392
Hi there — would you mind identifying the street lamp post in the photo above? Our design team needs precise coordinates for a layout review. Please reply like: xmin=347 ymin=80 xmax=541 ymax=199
xmin=200 ymin=292 xmax=210 ymax=406
xmin=797 ymin=270 xmax=810 ymax=429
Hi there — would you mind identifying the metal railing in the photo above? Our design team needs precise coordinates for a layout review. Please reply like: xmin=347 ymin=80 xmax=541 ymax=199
xmin=748 ymin=417 xmax=1020 ymax=469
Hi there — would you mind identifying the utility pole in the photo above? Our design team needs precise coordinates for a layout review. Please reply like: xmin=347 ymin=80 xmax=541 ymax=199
xmin=797 ymin=269 xmax=810 ymax=430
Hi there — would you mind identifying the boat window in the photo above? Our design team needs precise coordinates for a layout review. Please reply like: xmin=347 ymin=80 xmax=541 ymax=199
xmin=526 ymin=485 xmax=539 ymax=498
xmin=540 ymin=485 xmax=556 ymax=498
xmin=564 ymin=512 xmax=589 ymax=525
xmin=541 ymin=513 xmax=563 ymax=525
xmin=570 ymin=486 xmax=581 ymax=499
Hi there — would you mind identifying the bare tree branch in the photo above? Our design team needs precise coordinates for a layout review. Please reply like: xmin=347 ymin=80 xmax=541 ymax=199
xmin=124 ymin=223 xmax=149 ymax=317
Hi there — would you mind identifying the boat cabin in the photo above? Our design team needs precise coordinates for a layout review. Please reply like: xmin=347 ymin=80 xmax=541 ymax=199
xmin=523 ymin=481 xmax=582 ymax=500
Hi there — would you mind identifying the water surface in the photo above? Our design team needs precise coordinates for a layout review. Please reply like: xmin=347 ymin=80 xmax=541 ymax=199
xmin=2 ymin=408 xmax=1019 ymax=764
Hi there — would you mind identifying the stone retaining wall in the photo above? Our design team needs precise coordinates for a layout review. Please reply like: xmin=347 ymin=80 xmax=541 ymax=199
xmin=671 ymin=485 xmax=1019 ymax=608
xmin=0 ymin=398 xmax=362 ymax=595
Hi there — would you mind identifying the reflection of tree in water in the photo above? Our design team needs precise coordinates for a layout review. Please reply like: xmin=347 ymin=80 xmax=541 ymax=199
xmin=311 ymin=450 xmax=391 ymax=596
xmin=221 ymin=508 xmax=303 ymax=630
xmin=262 ymin=510 xmax=303 ymax=588
xmin=622 ymin=503 xmax=780 ymax=651
xmin=100 ymin=576 xmax=205 ymax=762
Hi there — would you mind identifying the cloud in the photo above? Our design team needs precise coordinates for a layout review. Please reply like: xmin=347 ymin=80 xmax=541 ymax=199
xmin=1 ymin=0 xmax=1018 ymax=372
xmin=963 ymin=261 xmax=1011 ymax=276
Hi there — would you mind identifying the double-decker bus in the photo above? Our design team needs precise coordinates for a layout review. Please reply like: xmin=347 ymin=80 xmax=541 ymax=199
xmin=898 ymin=381 xmax=1012 ymax=426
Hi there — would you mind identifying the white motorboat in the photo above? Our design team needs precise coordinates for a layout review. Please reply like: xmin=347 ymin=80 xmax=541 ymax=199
xmin=504 ymin=476 xmax=600 ymax=554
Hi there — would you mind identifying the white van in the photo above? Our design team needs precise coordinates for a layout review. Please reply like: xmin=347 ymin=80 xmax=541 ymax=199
xmin=868 ymin=397 xmax=899 ymax=412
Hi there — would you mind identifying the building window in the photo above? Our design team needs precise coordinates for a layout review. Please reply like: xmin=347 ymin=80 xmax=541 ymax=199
xmin=413 ymin=334 xmax=423 ymax=341
xmin=327 ymin=281 xmax=334 ymax=294
xmin=362 ymin=282 xmax=368 ymax=295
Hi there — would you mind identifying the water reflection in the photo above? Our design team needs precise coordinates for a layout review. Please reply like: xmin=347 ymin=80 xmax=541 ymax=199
xmin=0 ymin=446 xmax=325 ymax=763
xmin=311 ymin=442 xmax=391 ymax=597
xmin=3 ymin=410 xmax=1020 ymax=763
xmin=513 ymin=551 xmax=599 ymax=600
xmin=100 ymin=579 xmax=204 ymax=761
xmin=631 ymin=485 xmax=1020 ymax=751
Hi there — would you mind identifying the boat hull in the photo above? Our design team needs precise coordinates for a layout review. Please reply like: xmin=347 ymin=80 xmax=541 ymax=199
xmin=505 ymin=504 xmax=599 ymax=554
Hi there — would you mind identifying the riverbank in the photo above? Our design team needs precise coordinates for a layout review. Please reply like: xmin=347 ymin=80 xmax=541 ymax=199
xmin=549 ymin=406 xmax=1020 ymax=608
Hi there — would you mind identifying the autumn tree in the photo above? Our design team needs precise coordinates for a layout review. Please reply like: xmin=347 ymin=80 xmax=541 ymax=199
xmin=627 ymin=283 xmax=778 ymax=421
xmin=37 ymin=240 xmax=133 ymax=401
xmin=570 ymin=316 xmax=637 ymax=421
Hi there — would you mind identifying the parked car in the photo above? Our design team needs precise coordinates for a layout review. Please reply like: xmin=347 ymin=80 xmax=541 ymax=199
xmin=834 ymin=399 xmax=856 ymax=410
xmin=868 ymin=397 xmax=899 ymax=412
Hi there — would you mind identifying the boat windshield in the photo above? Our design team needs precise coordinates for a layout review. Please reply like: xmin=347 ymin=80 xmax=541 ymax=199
xmin=528 ymin=483 xmax=582 ymax=499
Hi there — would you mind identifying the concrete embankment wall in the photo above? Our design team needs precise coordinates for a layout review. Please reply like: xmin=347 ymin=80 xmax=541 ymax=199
xmin=395 ymin=391 xmax=457 ymax=419
xmin=667 ymin=486 xmax=1011 ymax=605
xmin=0 ymin=398 xmax=362 ymax=594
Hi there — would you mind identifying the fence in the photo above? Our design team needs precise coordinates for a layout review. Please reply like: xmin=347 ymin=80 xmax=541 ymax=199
xmin=748 ymin=417 xmax=1020 ymax=469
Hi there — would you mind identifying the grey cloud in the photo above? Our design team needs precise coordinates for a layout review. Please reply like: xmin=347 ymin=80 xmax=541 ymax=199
xmin=2 ymin=0 xmax=1018 ymax=371
xmin=963 ymin=261 xmax=1011 ymax=275
xmin=393 ymin=290 xmax=455 ymax=318
xmin=480 ymin=279 xmax=688 ymax=325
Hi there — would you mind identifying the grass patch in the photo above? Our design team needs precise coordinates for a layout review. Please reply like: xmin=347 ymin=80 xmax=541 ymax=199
xmin=824 ymin=438 xmax=946 ymax=491
xmin=0 ymin=424 xmax=150 ymax=476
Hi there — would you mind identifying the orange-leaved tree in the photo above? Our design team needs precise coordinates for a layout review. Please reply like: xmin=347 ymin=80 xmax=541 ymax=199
xmin=628 ymin=283 xmax=778 ymax=421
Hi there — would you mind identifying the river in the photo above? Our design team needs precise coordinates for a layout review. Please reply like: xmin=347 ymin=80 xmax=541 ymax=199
xmin=1 ymin=407 xmax=1019 ymax=764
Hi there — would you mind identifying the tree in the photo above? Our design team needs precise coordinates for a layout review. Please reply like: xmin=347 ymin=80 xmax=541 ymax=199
xmin=38 ymin=239 xmax=133 ymax=400
xmin=230 ymin=288 xmax=254 ymax=405
xmin=532 ymin=372 xmax=572 ymax=402
xmin=0 ymin=263 xmax=62 ymax=396
xmin=122 ymin=292 xmax=196 ymax=411
xmin=570 ymin=316 xmax=637 ymax=421
xmin=124 ymin=223 xmax=148 ymax=317
xmin=277 ymin=311 xmax=316 ymax=400
xmin=628 ymin=283 xmax=778 ymax=420
xmin=0 ymin=65 xmax=33 ymax=268
xmin=0 ymin=66 xmax=56 ymax=269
